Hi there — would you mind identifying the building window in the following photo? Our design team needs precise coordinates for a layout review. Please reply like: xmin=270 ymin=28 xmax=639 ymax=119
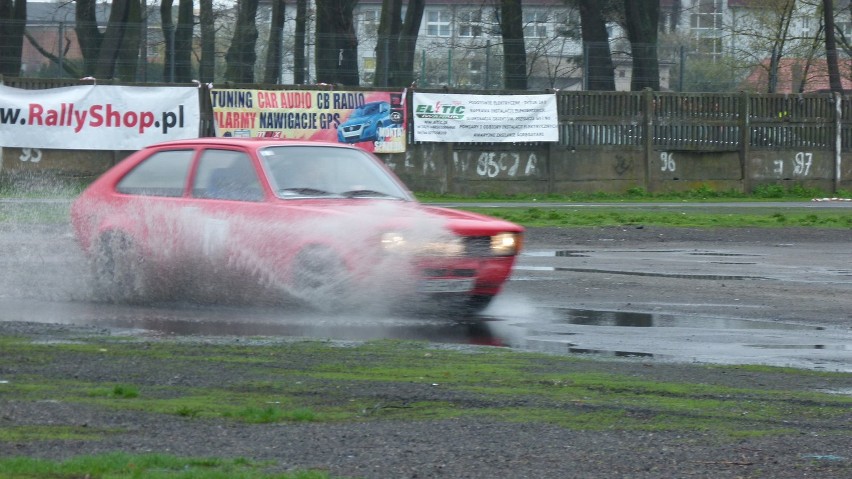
xmin=426 ymin=10 xmax=451 ymax=37
xmin=524 ymin=11 xmax=548 ymax=38
xmin=690 ymin=0 xmax=722 ymax=56
xmin=360 ymin=9 xmax=378 ymax=36
xmin=458 ymin=10 xmax=482 ymax=38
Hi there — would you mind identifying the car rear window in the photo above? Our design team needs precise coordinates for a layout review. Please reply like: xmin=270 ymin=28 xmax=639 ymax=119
xmin=116 ymin=149 xmax=194 ymax=197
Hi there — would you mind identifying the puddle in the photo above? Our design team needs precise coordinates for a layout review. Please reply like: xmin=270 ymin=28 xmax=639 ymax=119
xmin=747 ymin=344 xmax=850 ymax=350
xmin=512 ymin=266 xmax=766 ymax=281
xmin=552 ymin=308 xmax=821 ymax=330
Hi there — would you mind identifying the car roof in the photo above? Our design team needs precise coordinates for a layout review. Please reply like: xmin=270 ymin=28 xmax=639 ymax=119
xmin=145 ymin=137 xmax=361 ymax=151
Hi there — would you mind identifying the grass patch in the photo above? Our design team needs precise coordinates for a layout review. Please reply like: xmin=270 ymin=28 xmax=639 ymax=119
xmin=458 ymin=206 xmax=852 ymax=228
xmin=0 ymin=426 xmax=116 ymax=442
xmin=0 ymin=452 xmax=330 ymax=478
xmin=2 ymin=337 xmax=850 ymax=439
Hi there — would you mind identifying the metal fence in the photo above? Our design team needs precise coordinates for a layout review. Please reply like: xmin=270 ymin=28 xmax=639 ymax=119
xmin=4 ymin=15 xmax=817 ymax=93
xmin=3 ymin=76 xmax=849 ymax=153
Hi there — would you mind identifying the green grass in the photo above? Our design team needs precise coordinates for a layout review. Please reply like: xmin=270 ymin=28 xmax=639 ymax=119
xmin=0 ymin=452 xmax=331 ymax=478
xmin=2 ymin=336 xmax=850 ymax=438
xmin=458 ymin=206 xmax=852 ymax=228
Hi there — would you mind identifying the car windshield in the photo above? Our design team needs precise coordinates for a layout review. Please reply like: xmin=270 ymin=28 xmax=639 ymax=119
xmin=259 ymin=145 xmax=412 ymax=200
xmin=355 ymin=103 xmax=383 ymax=117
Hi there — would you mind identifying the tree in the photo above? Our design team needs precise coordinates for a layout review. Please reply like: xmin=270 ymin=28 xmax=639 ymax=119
xmin=76 ymin=0 xmax=143 ymax=80
xmin=199 ymin=0 xmax=216 ymax=82
xmin=500 ymin=0 xmax=527 ymax=90
xmin=263 ymin=0 xmax=286 ymax=83
xmin=294 ymin=0 xmax=307 ymax=84
xmin=225 ymin=0 xmax=260 ymax=83
xmin=374 ymin=0 xmax=425 ymax=87
xmin=622 ymin=0 xmax=659 ymax=90
xmin=0 ymin=0 xmax=27 ymax=77
xmin=315 ymin=0 xmax=359 ymax=85
xmin=173 ymin=0 xmax=195 ymax=82
xmin=823 ymin=0 xmax=843 ymax=93
xmin=577 ymin=0 xmax=616 ymax=90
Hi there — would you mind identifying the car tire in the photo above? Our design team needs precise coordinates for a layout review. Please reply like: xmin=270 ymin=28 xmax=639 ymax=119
xmin=289 ymin=245 xmax=351 ymax=311
xmin=464 ymin=295 xmax=495 ymax=315
xmin=91 ymin=231 xmax=149 ymax=303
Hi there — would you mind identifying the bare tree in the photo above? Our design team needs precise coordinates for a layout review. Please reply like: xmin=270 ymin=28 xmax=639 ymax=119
xmin=293 ymin=0 xmax=308 ymax=84
xmin=823 ymin=0 xmax=843 ymax=93
xmin=0 ymin=0 xmax=27 ymax=76
xmin=225 ymin=0 xmax=260 ymax=83
xmin=75 ymin=0 xmax=142 ymax=80
xmin=172 ymin=0 xmax=194 ymax=82
xmin=500 ymin=0 xmax=526 ymax=90
xmin=577 ymin=0 xmax=616 ymax=90
xmin=623 ymin=0 xmax=660 ymax=90
xmin=374 ymin=0 xmax=425 ymax=87
xmin=199 ymin=0 xmax=215 ymax=82
xmin=264 ymin=0 xmax=286 ymax=83
xmin=315 ymin=0 xmax=359 ymax=85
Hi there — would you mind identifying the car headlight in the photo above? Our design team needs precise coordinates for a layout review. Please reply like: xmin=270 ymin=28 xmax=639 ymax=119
xmin=381 ymin=232 xmax=407 ymax=252
xmin=381 ymin=232 xmax=465 ymax=256
xmin=491 ymin=232 xmax=522 ymax=256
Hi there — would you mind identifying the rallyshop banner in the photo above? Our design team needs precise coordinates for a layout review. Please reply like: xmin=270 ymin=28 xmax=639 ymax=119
xmin=413 ymin=93 xmax=558 ymax=143
xmin=0 ymin=85 xmax=201 ymax=150
xmin=210 ymin=89 xmax=406 ymax=153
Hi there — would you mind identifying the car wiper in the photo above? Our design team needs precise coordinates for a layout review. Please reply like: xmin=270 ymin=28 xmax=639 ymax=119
xmin=279 ymin=187 xmax=337 ymax=197
xmin=340 ymin=189 xmax=401 ymax=199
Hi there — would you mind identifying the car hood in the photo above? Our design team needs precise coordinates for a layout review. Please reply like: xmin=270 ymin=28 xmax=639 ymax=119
xmin=269 ymin=199 xmax=522 ymax=236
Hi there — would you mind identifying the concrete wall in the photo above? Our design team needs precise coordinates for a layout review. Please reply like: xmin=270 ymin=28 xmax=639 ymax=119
xmin=2 ymin=143 xmax=849 ymax=195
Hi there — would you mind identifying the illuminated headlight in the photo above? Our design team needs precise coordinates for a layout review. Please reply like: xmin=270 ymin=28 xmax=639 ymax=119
xmin=381 ymin=232 xmax=407 ymax=251
xmin=490 ymin=232 xmax=522 ymax=256
xmin=381 ymin=232 xmax=465 ymax=256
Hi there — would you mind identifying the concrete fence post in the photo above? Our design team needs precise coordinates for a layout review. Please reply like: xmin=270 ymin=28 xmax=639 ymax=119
xmin=834 ymin=92 xmax=842 ymax=194
xmin=738 ymin=91 xmax=751 ymax=193
xmin=642 ymin=88 xmax=654 ymax=192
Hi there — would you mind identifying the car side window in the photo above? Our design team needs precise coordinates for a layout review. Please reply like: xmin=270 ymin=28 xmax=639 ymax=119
xmin=193 ymin=149 xmax=264 ymax=202
xmin=116 ymin=149 xmax=194 ymax=197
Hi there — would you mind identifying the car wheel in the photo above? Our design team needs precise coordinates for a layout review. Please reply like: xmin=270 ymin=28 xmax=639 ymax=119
xmin=91 ymin=231 xmax=149 ymax=303
xmin=464 ymin=295 xmax=495 ymax=315
xmin=289 ymin=245 xmax=351 ymax=311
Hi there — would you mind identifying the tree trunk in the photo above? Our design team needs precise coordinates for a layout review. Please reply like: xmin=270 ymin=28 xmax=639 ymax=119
xmin=225 ymin=0 xmax=260 ymax=83
xmin=374 ymin=0 xmax=402 ymax=87
xmin=823 ymin=0 xmax=843 ymax=94
xmin=578 ymin=0 xmax=615 ymax=91
xmin=623 ymin=0 xmax=660 ymax=91
xmin=374 ymin=0 xmax=424 ymax=87
xmin=76 ymin=0 xmax=104 ymax=76
xmin=395 ymin=0 xmax=424 ymax=87
xmin=114 ymin=0 xmax=142 ymax=81
xmin=315 ymin=0 xmax=359 ymax=86
xmin=173 ymin=0 xmax=194 ymax=82
xmin=199 ymin=0 xmax=215 ymax=82
xmin=0 ymin=0 xmax=27 ymax=77
xmin=264 ymin=0 xmax=286 ymax=84
xmin=160 ymin=0 xmax=175 ymax=81
xmin=95 ymin=0 xmax=134 ymax=79
xmin=294 ymin=0 xmax=307 ymax=84
xmin=500 ymin=0 xmax=527 ymax=90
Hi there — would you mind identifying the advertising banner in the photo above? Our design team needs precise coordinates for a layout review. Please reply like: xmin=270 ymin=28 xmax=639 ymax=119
xmin=412 ymin=93 xmax=558 ymax=143
xmin=210 ymin=89 xmax=407 ymax=153
xmin=0 ymin=85 xmax=201 ymax=150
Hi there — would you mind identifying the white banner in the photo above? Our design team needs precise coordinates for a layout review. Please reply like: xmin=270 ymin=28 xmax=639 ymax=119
xmin=0 ymin=85 xmax=201 ymax=150
xmin=412 ymin=93 xmax=558 ymax=143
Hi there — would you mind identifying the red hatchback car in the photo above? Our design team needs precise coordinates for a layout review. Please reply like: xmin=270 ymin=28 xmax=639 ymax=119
xmin=70 ymin=138 xmax=523 ymax=313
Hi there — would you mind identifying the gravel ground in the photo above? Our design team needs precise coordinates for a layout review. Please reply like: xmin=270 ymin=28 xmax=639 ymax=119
xmin=2 ymin=226 xmax=852 ymax=478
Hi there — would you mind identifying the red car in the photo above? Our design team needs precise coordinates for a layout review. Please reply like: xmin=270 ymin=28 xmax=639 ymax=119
xmin=70 ymin=138 xmax=523 ymax=313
